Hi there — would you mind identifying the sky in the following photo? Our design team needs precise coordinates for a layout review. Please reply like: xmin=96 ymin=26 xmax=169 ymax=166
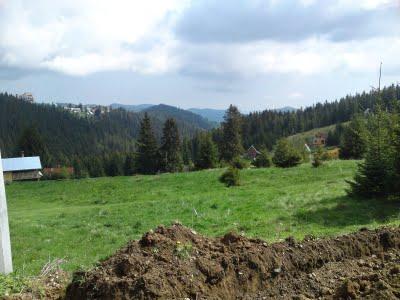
xmin=0 ymin=0 xmax=399 ymax=111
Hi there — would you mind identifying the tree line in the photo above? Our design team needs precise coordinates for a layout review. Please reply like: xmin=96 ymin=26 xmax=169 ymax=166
xmin=241 ymin=84 xmax=400 ymax=149
xmin=0 ymin=93 xmax=210 ymax=167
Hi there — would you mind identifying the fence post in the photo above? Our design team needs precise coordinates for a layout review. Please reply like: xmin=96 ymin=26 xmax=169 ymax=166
xmin=0 ymin=150 xmax=13 ymax=274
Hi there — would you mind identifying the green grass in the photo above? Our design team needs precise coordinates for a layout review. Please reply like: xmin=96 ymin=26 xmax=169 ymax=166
xmin=5 ymin=160 xmax=400 ymax=276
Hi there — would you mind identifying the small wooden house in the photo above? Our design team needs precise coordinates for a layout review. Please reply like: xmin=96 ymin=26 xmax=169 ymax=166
xmin=312 ymin=133 xmax=327 ymax=147
xmin=245 ymin=145 xmax=261 ymax=160
xmin=2 ymin=156 xmax=42 ymax=183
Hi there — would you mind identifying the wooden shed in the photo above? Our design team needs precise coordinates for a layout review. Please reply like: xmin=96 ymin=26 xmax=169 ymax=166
xmin=2 ymin=156 xmax=42 ymax=183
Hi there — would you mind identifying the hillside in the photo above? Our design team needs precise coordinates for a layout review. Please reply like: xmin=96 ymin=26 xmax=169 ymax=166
xmin=0 ymin=94 xmax=211 ymax=165
xmin=142 ymin=104 xmax=217 ymax=132
xmin=6 ymin=160 xmax=400 ymax=275
xmin=287 ymin=124 xmax=339 ymax=148
xmin=242 ymin=84 xmax=400 ymax=149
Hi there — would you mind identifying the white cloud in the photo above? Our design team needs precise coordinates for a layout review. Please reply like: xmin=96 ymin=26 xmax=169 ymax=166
xmin=0 ymin=0 xmax=184 ymax=75
xmin=176 ymin=36 xmax=400 ymax=78
xmin=289 ymin=92 xmax=304 ymax=99
xmin=0 ymin=0 xmax=399 ymax=79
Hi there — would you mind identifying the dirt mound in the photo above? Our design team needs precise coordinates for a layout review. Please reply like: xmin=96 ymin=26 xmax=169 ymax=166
xmin=66 ymin=224 xmax=400 ymax=299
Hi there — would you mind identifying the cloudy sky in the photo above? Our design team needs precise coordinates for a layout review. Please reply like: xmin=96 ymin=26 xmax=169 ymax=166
xmin=0 ymin=0 xmax=399 ymax=111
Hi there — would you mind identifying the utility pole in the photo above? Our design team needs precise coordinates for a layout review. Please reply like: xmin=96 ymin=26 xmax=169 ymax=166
xmin=0 ymin=150 xmax=13 ymax=274
xmin=378 ymin=62 xmax=382 ymax=92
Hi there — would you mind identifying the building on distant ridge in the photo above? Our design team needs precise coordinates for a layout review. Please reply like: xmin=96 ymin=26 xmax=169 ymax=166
xmin=17 ymin=92 xmax=35 ymax=103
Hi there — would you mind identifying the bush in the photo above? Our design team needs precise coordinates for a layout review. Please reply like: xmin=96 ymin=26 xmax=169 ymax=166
xmin=231 ymin=157 xmax=250 ymax=169
xmin=253 ymin=151 xmax=271 ymax=168
xmin=272 ymin=139 xmax=302 ymax=168
xmin=219 ymin=167 xmax=240 ymax=187
xmin=323 ymin=148 xmax=339 ymax=160
xmin=312 ymin=146 xmax=324 ymax=168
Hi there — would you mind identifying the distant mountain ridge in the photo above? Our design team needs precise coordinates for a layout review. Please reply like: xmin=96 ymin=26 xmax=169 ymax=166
xmin=142 ymin=104 xmax=217 ymax=132
xmin=112 ymin=103 xmax=297 ymax=123
xmin=110 ymin=103 xmax=153 ymax=112
xmin=273 ymin=106 xmax=297 ymax=113
xmin=188 ymin=108 xmax=225 ymax=123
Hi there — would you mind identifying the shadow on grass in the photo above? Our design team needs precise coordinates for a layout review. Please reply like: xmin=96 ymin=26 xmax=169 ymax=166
xmin=294 ymin=196 xmax=400 ymax=228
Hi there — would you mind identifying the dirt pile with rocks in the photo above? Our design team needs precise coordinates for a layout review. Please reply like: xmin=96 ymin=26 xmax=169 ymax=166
xmin=66 ymin=224 xmax=400 ymax=299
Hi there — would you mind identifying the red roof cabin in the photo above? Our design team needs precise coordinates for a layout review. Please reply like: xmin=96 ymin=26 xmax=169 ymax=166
xmin=312 ymin=132 xmax=327 ymax=147
xmin=245 ymin=145 xmax=261 ymax=161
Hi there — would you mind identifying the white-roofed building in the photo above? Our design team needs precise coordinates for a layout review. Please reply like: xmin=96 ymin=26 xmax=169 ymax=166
xmin=2 ymin=156 xmax=42 ymax=183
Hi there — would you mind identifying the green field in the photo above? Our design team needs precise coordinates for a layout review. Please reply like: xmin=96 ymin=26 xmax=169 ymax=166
xmin=6 ymin=160 xmax=400 ymax=275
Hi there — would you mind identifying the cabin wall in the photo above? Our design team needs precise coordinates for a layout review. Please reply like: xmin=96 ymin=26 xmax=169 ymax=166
xmin=11 ymin=170 xmax=41 ymax=181
xmin=3 ymin=172 xmax=12 ymax=183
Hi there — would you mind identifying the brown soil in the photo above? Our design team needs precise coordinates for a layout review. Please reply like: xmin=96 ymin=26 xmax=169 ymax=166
xmin=66 ymin=224 xmax=400 ymax=299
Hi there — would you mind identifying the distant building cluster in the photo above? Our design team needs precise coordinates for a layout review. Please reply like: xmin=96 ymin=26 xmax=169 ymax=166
xmin=17 ymin=92 xmax=35 ymax=103
xmin=57 ymin=103 xmax=112 ymax=116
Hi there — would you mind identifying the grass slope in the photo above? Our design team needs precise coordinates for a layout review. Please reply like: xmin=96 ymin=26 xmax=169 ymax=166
xmin=6 ymin=160 xmax=400 ymax=275
xmin=287 ymin=123 xmax=344 ymax=148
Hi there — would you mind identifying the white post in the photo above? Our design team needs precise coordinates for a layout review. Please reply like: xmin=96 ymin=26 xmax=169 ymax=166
xmin=0 ymin=150 xmax=13 ymax=274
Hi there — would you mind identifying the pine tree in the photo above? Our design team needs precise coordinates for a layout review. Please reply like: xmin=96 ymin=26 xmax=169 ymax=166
xmin=195 ymin=133 xmax=217 ymax=170
xmin=72 ymin=156 xmax=87 ymax=179
xmin=339 ymin=116 xmax=367 ymax=159
xmin=182 ymin=137 xmax=192 ymax=166
xmin=388 ymin=112 xmax=400 ymax=196
xmin=87 ymin=156 xmax=104 ymax=177
xmin=124 ymin=153 xmax=136 ymax=176
xmin=347 ymin=105 xmax=393 ymax=197
xmin=136 ymin=113 xmax=159 ymax=174
xmin=220 ymin=105 xmax=244 ymax=162
xmin=16 ymin=126 xmax=51 ymax=166
xmin=160 ymin=118 xmax=182 ymax=173
xmin=105 ymin=153 xmax=124 ymax=177
xmin=272 ymin=138 xmax=302 ymax=168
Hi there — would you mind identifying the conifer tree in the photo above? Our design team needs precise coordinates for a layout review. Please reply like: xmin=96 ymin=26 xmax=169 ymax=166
xmin=347 ymin=105 xmax=393 ymax=197
xmin=105 ymin=153 xmax=124 ymax=176
xmin=137 ymin=113 xmax=159 ymax=174
xmin=195 ymin=133 xmax=217 ymax=170
xmin=220 ymin=105 xmax=244 ymax=162
xmin=339 ymin=116 xmax=367 ymax=159
xmin=272 ymin=138 xmax=302 ymax=168
xmin=160 ymin=118 xmax=182 ymax=173
xmin=182 ymin=137 xmax=192 ymax=166
xmin=124 ymin=153 xmax=136 ymax=175
xmin=87 ymin=157 xmax=104 ymax=177
xmin=16 ymin=126 xmax=51 ymax=166
xmin=392 ymin=122 xmax=400 ymax=195
xmin=72 ymin=156 xmax=86 ymax=179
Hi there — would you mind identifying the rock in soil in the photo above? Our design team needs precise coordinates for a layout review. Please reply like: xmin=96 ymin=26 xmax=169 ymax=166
xmin=65 ymin=225 xmax=400 ymax=299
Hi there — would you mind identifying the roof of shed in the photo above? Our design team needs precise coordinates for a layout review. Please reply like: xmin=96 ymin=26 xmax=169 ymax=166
xmin=2 ymin=156 xmax=42 ymax=172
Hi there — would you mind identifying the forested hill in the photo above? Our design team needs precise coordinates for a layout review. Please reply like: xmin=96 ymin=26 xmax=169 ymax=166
xmin=0 ymin=94 xmax=209 ymax=164
xmin=142 ymin=104 xmax=216 ymax=131
xmin=242 ymin=84 xmax=400 ymax=149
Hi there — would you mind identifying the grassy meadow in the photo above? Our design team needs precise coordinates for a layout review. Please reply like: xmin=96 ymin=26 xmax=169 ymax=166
xmin=5 ymin=160 xmax=400 ymax=275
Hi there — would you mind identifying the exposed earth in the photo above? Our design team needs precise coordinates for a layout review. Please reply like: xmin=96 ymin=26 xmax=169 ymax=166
xmin=65 ymin=223 xmax=400 ymax=299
